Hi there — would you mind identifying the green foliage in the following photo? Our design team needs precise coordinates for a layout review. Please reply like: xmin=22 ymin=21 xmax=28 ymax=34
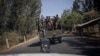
xmin=72 ymin=0 xmax=80 ymax=13
xmin=0 ymin=0 xmax=41 ymax=35
xmin=72 ymin=0 xmax=100 ymax=23
xmin=0 ymin=0 xmax=41 ymax=49
xmin=62 ymin=11 xmax=83 ymax=29
xmin=72 ymin=0 xmax=94 ymax=13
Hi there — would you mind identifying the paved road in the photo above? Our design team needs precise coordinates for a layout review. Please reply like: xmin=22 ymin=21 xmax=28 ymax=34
xmin=0 ymin=34 xmax=100 ymax=56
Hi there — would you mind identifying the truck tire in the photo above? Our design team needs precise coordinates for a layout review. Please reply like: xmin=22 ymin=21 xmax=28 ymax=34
xmin=58 ymin=37 xmax=62 ymax=43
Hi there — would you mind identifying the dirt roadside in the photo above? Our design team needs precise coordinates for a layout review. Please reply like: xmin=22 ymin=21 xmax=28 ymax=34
xmin=0 ymin=35 xmax=39 ymax=53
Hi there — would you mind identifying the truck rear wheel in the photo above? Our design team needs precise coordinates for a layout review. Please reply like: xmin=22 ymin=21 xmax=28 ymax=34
xmin=58 ymin=37 xmax=62 ymax=43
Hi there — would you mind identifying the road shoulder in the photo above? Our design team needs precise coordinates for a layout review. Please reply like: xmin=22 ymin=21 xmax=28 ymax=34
xmin=0 ymin=36 xmax=39 ymax=53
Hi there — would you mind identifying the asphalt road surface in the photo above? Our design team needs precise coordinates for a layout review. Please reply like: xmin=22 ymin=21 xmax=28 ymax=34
xmin=0 ymin=33 xmax=100 ymax=56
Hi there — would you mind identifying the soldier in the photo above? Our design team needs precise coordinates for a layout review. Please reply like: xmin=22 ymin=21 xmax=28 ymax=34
xmin=43 ymin=29 xmax=46 ymax=38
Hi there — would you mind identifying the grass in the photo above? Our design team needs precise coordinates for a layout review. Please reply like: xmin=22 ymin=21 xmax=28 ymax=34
xmin=0 ymin=31 xmax=38 ymax=52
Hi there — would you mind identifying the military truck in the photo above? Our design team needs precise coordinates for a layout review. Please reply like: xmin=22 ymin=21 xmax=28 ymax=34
xmin=39 ymin=30 xmax=62 ymax=44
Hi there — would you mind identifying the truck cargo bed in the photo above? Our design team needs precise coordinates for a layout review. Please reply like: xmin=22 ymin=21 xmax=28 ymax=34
xmin=39 ymin=30 xmax=62 ymax=38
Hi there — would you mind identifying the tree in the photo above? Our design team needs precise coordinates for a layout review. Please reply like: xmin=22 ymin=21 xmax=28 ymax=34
xmin=15 ymin=0 xmax=41 ymax=36
xmin=0 ymin=0 xmax=41 ymax=35
xmin=72 ymin=0 xmax=81 ymax=13
xmin=61 ymin=10 xmax=70 ymax=30
xmin=72 ymin=0 xmax=94 ymax=13
xmin=82 ymin=0 xmax=94 ymax=12
xmin=93 ymin=0 xmax=100 ymax=11
xmin=62 ymin=11 xmax=83 ymax=30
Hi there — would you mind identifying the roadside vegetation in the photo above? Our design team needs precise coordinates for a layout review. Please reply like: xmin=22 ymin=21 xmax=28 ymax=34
xmin=61 ymin=10 xmax=83 ymax=32
xmin=0 ymin=0 xmax=41 ymax=51
xmin=61 ymin=0 xmax=100 ymax=33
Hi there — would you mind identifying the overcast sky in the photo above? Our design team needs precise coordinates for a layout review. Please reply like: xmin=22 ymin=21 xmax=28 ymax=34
xmin=41 ymin=0 xmax=74 ymax=17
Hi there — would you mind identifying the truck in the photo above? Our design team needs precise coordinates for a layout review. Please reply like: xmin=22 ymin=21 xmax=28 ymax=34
xmin=39 ymin=30 xmax=62 ymax=44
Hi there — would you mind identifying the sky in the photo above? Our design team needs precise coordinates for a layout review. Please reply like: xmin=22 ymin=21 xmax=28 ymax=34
xmin=41 ymin=0 xmax=74 ymax=17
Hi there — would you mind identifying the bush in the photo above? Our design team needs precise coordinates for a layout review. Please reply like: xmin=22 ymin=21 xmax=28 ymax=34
xmin=1 ymin=32 xmax=22 ymax=46
xmin=0 ymin=36 xmax=5 ymax=46
xmin=62 ymin=11 xmax=83 ymax=30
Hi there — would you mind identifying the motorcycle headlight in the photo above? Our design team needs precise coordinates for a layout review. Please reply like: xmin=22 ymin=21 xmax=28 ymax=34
xmin=44 ymin=44 xmax=48 ymax=47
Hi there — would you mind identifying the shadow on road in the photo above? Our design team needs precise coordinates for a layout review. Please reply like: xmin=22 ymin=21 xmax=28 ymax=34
xmin=63 ymin=37 xmax=100 ymax=56
xmin=28 ymin=42 xmax=41 ymax=47
xmin=28 ymin=41 xmax=61 ymax=47
xmin=28 ymin=37 xmax=62 ymax=47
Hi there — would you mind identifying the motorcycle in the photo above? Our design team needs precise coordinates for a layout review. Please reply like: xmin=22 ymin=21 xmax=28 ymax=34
xmin=40 ymin=39 xmax=50 ymax=53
